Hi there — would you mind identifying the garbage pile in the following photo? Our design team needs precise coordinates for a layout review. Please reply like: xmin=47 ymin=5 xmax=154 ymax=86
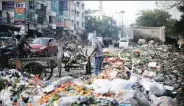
xmin=0 ymin=44 xmax=184 ymax=106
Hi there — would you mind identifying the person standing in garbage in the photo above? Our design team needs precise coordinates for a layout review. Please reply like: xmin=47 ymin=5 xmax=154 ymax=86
xmin=88 ymin=28 xmax=104 ymax=76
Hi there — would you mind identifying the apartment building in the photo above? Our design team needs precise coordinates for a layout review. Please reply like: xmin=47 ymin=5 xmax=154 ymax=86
xmin=0 ymin=0 xmax=85 ymax=37
xmin=67 ymin=1 xmax=85 ymax=34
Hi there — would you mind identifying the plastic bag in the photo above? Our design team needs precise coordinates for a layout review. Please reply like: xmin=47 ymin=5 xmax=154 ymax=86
xmin=150 ymin=94 xmax=177 ymax=106
xmin=58 ymin=96 xmax=79 ymax=106
xmin=56 ymin=76 xmax=73 ymax=86
xmin=123 ymin=98 xmax=139 ymax=106
xmin=93 ymin=79 xmax=110 ymax=88
xmin=116 ymin=90 xmax=136 ymax=104
xmin=95 ymin=87 xmax=109 ymax=95
xmin=87 ymin=84 xmax=100 ymax=90
xmin=109 ymin=79 xmax=134 ymax=94
xmin=141 ymin=78 xmax=166 ymax=96
xmin=134 ymin=90 xmax=150 ymax=106
xmin=73 ymin=79 xmax=84 ymax=86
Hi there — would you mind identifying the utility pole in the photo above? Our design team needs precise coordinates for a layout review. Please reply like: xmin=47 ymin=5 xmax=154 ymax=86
xmin=120 ymin=11 xmax=124 ymax=38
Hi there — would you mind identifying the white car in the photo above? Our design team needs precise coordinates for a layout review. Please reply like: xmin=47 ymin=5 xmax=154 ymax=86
xmin=97 ymin=37 xmax=103 ymax=43
xmin=119 ymin=39 xmax=129 ymax=48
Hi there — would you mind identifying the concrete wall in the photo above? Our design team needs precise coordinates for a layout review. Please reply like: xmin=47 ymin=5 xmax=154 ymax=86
xmin=130 ymin=26 xmax=165 ymax=43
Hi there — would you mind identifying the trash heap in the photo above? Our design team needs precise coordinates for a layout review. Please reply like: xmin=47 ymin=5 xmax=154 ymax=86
xmin=0 ymin=44 xmax=184 ymax=106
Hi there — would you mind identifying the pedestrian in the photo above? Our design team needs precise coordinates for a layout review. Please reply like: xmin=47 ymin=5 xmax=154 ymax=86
xmin=87 ymin=29 xmax=104 ymax=76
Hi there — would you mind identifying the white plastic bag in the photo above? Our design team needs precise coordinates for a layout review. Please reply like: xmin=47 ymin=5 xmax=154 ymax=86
xmin=58 ymin=96 xmax=79 ymax=106
xmin=93 ymin=79 xmax=110 ymax=88
xmin=141 ymin=78 xmax=166 ymax=96
xmin=87 ymin=84 xmax=100 ymax=90
xmin=56 ymin=76 xmax=73 ymax=86
xmin=94 ymin=87 xmax=109 ymax=95
xmin=109 ymin=79 xmax=134 ymax=94
xmin=73 ymin=79 xmax=84 ymax=86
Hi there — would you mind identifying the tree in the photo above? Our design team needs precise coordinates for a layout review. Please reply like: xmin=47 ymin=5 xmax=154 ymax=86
xmin=175 ymin=2 xmax=184 ymax=36
xmin=156 ymin=1 xmax=184 ymax=36
xmin=85 ymin=14 xmax=119 ymax=40
xmin=136 ymin=9 xmax=171 ymax=27
xmin=165 ymin=19 xmax=177 ymax=36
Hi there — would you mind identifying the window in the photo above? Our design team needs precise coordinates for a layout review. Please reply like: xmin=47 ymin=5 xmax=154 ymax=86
xmin=49 ymin=16 xmax=55 ymax=23
xmin=82 ymin=4 xmax=84 ymax=9
xmin=71 ymin=20 xmax=74 ymax=25
xmin=28 ymin=12 xmax=35 ymax=22
xmin=74 ymin=24 xmax=76 ymax=30
xmin=82 ymin=22 xmax=84 ymax=27
xmin=41 ymin=4 xmax=44 ymax=11
xmin=37 ymin=16 xmax=44 ymax=24
xmin=74 ymin=3 xmax=76 ymax=9
xmin=77 ymin=11 xmax=79 ymax=17
xmin=82 ymin=13 xmax=84 ymax=18
xmin=77 ymin=2 xmax=80 ymax=7
xmin=77 ymin=21 xmax=79 ymax=26
xmin=29 ymin=1 xmax=35 ymax=10
xmin=59 ymin=1 xmax=64 ymax=15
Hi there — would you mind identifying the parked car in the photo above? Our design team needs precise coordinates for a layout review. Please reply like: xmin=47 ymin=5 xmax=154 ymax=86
xmin=119 ymin=39 xmax=129 ymax=48
xmin=29 ymin=37 xmax=58 ymax=57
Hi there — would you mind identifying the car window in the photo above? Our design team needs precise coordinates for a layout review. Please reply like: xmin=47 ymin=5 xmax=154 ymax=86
xmin=120 ymin=39 xmax=127 ymax=42
xmin=32 ymin=38 xmax=49 ymax=45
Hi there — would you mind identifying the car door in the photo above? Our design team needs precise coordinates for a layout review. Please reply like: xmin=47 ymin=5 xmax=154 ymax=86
xmin=53 ymin=39 xmax=58 ymax=54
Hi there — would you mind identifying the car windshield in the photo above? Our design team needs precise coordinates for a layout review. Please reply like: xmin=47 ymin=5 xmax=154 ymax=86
xmin=32 ymin=38 xmax=49 ymax=45
xmin=120 ymin=39 xmax=127 ymax=42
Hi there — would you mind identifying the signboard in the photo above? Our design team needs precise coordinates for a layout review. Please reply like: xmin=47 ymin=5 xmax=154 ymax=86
xmin=14 ymin=2 xmax=25 ymax=25
xmin=15 ymin=8 xmax=25 ymax=14
xmin=2 ymin=1 xmax=14 ymax=10
xmin=14 ymin=2 xmax=25 ymax=8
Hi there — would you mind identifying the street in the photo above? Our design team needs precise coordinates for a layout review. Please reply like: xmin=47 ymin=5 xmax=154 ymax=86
xmin=50 ymin=45 xmax=118 ymax=81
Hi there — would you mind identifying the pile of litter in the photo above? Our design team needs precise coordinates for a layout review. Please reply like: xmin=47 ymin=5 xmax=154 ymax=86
xmin=0 ymin=44 xmax=183 ymax=106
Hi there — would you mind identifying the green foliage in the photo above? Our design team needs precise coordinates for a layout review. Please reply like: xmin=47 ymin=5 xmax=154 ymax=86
xmin=136 ymin=9 xmax=171 ymax=27
xmin=136 ymin=9 xmax=178 ymax=36
xmin=165 ymin=19 xmax=177 ymax=36
xmin=175 ymin=2 xmax=184 ymax=35
xmin=85 ymin=15 xmax=119 ymax=40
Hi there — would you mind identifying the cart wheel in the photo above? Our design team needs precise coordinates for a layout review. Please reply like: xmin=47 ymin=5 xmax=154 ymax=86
xmin=22 ymin=62 xmax=52 ymax=80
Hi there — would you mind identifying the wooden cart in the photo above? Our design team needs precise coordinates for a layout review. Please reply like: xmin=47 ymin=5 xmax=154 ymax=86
xmin=9 ymin=56 xmax=57 ymax=80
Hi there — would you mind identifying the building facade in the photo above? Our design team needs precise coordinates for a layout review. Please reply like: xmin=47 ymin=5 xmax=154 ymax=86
xmin=0 ymin=0 xmax=85 ymax=37
xmin=66 ymin=1 xmax=85 ymax=34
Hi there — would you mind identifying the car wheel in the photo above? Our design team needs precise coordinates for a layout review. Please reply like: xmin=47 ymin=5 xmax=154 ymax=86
xmin=45 ymin=50 xmax=49 ymax=57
